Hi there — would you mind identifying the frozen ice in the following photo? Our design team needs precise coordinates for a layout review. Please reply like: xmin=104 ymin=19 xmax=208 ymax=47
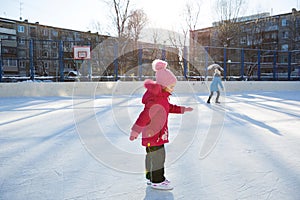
xmin=0 ymin=91 xmax=300 ymax=200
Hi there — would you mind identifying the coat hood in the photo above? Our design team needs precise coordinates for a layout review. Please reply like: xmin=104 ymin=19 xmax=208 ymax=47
xmin=142 ymin=79 xmax=169 ymax=104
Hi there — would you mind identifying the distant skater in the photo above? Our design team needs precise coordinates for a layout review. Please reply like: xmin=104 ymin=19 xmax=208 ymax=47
xmin=207 ymin=69 xmax=224 ymax=104
xmin=129 ymin=59 xmax=193 ymax=190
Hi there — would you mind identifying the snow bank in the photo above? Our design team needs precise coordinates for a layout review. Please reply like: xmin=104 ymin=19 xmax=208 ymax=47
xmin=0 ymin=81 xmax=299 ymax=97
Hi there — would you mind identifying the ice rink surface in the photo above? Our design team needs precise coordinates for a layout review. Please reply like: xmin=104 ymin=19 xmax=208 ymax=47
xmin=1 ymin=90 xmax=300 ymax=200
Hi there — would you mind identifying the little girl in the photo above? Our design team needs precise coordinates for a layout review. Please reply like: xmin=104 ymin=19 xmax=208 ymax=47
xmin=129 ymin=59 xmax=193 ymax=190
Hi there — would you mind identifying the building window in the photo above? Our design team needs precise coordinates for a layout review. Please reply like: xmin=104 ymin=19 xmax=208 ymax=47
xmin=19 ymin=38 xmax=25 ymax=45
xmin=42 ymin=41 xmax=49 ymax=48
xmin=19 ymin=60 xmax=26 ymax=69
xmin=42 ymin=51 xmax=48 ymax=58
xmin=18 ymin=25 xmax=25 ymax=33
xmin=281 ymin=44 xmax=288 ymax=51
xmin=19 ymin=50 xmax=26 ymax=57
xmin=281 ymin=56 xmax=288 ymax=63
xmin=43 ymin=29 xmax=48 ymax=36
xmin=29 ymin=27 xmax=36 ymax=37
xmin=282 ymin=31 xmax=289 ymax=39
xmin=271 ymin=33 xmax=277 ymax=39
xmin=52 ymin=42 xmax=57 ymax=48
xmin=296 ymin=19 xmax=300 ymax=28
xmin=0 ymin=35 xmax=8 ymax=40
xmin=3 ymin=59 xmax=17 ymax=66
xmin=43 ymin=62 xmax=49 ymax=69
xmin=281 ymin=18 xmax=287 ymax=26
xmin=66 ymin=63 xmax=72 ymax=69
xmin=247 ymin=35 xmax=253 ymax=46
xmin=52 ymin=52 xmax=58 ymax=58
xmin=53 ymin=61 xmax=58 ymax=68
xmin=52 ymin=30 xmax=58 ymax=37
xmin=240 ymin=36 xmax=247 ymax=44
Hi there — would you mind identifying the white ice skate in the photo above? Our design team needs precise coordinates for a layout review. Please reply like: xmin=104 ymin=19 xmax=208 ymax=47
xmin=151 ymin=180 xmax=173 ymax=190
xmin=147 ymin=179 xmax=170 ymax=186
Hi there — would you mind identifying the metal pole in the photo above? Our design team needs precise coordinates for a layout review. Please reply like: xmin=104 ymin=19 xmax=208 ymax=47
xmin=205 ymin=46 xmax=209 ymax=79
xmin=223 ymin=47 xmax=227 ymax=80
xmin=87 ymin=42 xmax=91 ymax=81
xmin=273 ymin=50 xmax=277 ymax=80
xmin=114 ymin=43 xmax=118 ymax=81
xmin=183 ymin=46 xmax=188 ymax=79
xmin=0 ymin=45 xmax=2 ymax=82
xmin=138 ymin=46 xmax=143 ymax=81
xmin=162 ymin=47 xmax=166 ymax=61
xmin=257 ymin=49 xmax=261 ymax=81
xmin=81 ymin=61 xmax=84 ymax=81
xmin=59 ymin=40 xmax=64 ymax=82
xmin=240 ymin=48 xmax=244 ymax=80
xmin=88 ymin=59 xmax=92 ymax=81
xmin=29 ymin=39 xmax=34 ymax=80
xmin=288 ymin=51 xmax=292 ymax=80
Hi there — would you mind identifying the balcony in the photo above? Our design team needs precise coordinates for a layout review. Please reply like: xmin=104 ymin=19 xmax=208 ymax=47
xmin=0 ymin=27 xmax=16 ymax=35
xmin=2 ymin=66 xmax=18 ymax=73
xmin=1 ymin=40 xmax=17 ymax=47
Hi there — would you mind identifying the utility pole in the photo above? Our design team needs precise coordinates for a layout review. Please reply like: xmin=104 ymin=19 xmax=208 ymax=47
xmin=19 ymin=1 xmax=23 ymax=20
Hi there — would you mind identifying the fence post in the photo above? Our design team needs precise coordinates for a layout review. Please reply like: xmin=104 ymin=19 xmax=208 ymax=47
xmin=257 ymin=49 xmax=261 ymax=81
xmin=59 ymin=40 xmax=64 ymax=82
xmin=88 ymin=60 xmax=92 ymax=81
xmin=114 ymin=43 xmax=118 ymax=81
xmin=0 ymin=51 xmax=2 ymax=82
xmin=162 ymin=47 xmax=166 ymax=61
xmin=205 ymin=46 xmax=209 ymax=78
xmin=223 ymin=47 xmax=227 ymax=80
xmin=29 ymin=39 xmax=34 ymax=80
xmin=87 ymin=42 xmax=92 ymax=82
xmin=240 ymin=48 xmax=244 ymax=80
xmin=273 ymin=51 xmax=277 ymax=80
xmin=183 ymin=46 xmax=188 ymax=79
xmin=138 ymin=46 xmax=143 ymax=81
xmin=288 ymin=51 xmax=292 ymax=80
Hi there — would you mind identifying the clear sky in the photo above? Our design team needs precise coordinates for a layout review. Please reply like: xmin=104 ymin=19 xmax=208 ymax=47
xmin=0 ymin=0 xmax=299 ymax=35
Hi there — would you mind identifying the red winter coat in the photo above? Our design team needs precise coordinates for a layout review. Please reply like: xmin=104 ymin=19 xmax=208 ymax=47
xmin=131 ymin=79 xmax=185 ymax=147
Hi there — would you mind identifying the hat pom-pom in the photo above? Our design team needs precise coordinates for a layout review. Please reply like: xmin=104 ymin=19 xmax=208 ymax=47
xmin=152 ymin=59 xmax=167 ymax=71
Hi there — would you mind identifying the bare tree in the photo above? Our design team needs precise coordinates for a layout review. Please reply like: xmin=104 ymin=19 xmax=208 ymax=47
xmin=88 ymin=21 xmax=104 ymax=34
xmin=287 ymin=8 xmax=300 ymax=51
xmin=126 ymin=9 xmax=148 ymax=43
xmin=104 ymin=0 xmax=131 ymax=38
xmin=285 ymin=8 xmax=300 ymax=65
xmin=184 ymin=1 xmax=201 ymax=32
xmin=168 ymin=1 xmax=201 ymax=48
xmin=168 ymin=1 xmax=202 ymax=77
xmin=213 ymin=0 xmax=247 ymax=47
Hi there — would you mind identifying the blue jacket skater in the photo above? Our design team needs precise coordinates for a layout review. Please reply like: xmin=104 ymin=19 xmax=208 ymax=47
xmin=210 ymin=71 xmax=224 ymax=92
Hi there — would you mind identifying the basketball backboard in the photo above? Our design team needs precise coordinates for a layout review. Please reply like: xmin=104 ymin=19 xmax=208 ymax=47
xmin=73 ymin=46 xmax=91 ymax=60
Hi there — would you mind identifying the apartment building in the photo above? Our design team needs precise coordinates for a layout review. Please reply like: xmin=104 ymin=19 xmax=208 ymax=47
xmin=0 ymin=17 xmax=107 ymax=79
xmin=190 ymin=9 xmax=300 ymax=78
xmin=0 ymin=17 xmax=181 ymax=81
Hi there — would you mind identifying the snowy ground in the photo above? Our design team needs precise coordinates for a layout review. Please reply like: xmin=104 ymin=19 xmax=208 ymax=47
xmin=1 ymin=90 xmax=300 ymax=200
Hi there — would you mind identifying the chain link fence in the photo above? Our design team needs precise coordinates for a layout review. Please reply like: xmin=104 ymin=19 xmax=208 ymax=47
xmin=1 ymin=39 xmax=300 ymax=82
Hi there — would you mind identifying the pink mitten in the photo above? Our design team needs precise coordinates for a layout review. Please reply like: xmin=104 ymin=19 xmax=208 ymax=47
xmin=184 ymin=107 xmax=193 ymax=112
xmin=129 ymin=130 xmax=139 ymax=141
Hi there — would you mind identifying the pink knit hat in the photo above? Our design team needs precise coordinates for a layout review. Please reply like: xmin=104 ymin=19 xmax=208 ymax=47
xmin=152 ymin=59 xmax=177 ymax=87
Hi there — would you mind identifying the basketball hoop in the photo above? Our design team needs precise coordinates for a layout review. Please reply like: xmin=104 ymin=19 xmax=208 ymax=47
xmin=73 ymin=46 xmax=91 ymax=60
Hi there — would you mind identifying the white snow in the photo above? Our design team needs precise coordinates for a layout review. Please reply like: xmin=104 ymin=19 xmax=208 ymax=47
xmin=0 ymin=90 xmax=300 ymax=200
